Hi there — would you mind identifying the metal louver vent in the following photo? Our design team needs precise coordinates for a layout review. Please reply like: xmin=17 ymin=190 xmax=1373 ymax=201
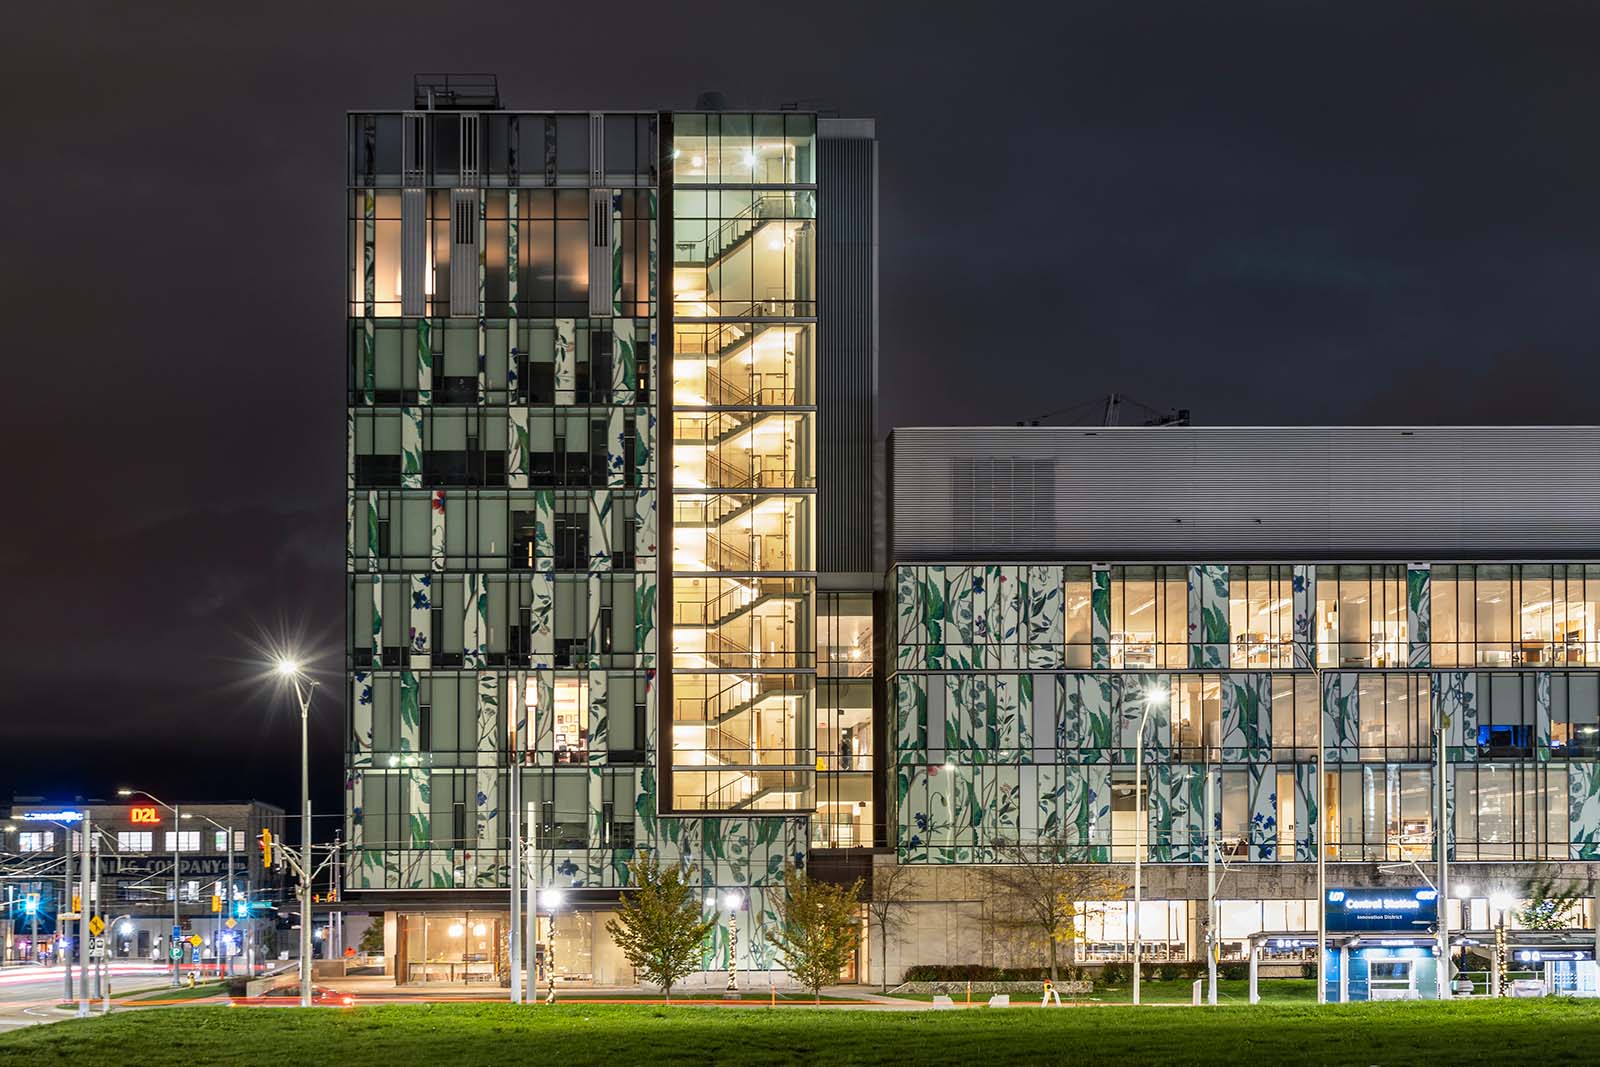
xmin=450 ymin=190 xmax=479 ymax=316
xmin=589 ymin=188 xmax=613 ymax=316
xmin=402 ymin=113 xmax=426 ymax=185
xmin=459 ymin=113 xmax=481 ymax=185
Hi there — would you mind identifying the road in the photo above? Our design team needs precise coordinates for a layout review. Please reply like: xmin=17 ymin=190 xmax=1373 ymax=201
xmin=0 ymin=962 xmax=171 ymax=1030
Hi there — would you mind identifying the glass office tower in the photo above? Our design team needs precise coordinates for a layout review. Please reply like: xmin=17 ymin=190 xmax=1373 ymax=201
xmin=342 ymin=82 xmax=872 ymax=984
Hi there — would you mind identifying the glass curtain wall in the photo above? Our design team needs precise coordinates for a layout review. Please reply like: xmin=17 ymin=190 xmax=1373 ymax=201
xmin=816 ymin=593 xmax=874 ymax=846
xmin=669 ymin=113 xmax=817 ymax=811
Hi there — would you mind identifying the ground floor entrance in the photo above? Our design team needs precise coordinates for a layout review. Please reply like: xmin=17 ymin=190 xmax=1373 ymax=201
xmin=394 ymin=909 xmax=635 ymax=986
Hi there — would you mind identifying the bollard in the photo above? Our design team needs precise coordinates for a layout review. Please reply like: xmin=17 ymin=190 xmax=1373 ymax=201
xmin=1192 ymin=979 xmax=1202 ymax=1006
xmin=966 ymin=980 xmax=972 ymax=1008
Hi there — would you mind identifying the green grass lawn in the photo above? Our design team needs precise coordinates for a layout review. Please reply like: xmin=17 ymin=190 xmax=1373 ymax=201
xmin=126 ymin=981 xmax=229 ymax=1002
xmin=888 ymin=978 xmax=1316 ymax=1005
xmin=3 ymin=998 xmax=1599 ymax=1066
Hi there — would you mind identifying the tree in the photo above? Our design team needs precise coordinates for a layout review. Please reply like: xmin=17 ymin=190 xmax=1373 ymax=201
xmin=1517 ymin=877 xmax=1584 ymax=931
xmin=767 ymin=864 xmax=863 ymax=1003
xmin=983 ymin=837 xmax=1128 ymax=983
xmin=358 ymin=917 xmax=385 ymax=955
xmin=604 ymin=855 xmax=716 ymax=1001
xmin=863 ymin=861 xmax=916 ymax=992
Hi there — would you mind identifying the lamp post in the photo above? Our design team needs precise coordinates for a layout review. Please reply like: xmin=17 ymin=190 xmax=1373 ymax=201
xmin=1131 ymin=683 xmax=1169 ymax=1008
xmin=119 ymin=789 xmax=181 ymax=987
xmin=1489 ymin=892 xmax=1513 ymax=998
xmin=723 ymin=890 xmax=743 ymax=996
xmin=539 ymin=888 xmax=563 ymax=1004
xmin=276 ymin=658 xmax=318 ymax=1009
xmin=1294 ymin=634 xmax=1328 ymax=1006
xmin=184 ymin=812 xmax=237 ymax=978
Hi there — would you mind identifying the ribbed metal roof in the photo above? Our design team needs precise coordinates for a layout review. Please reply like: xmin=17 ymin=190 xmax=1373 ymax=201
xmin=888 ymin=426 xmax=1600 ymax=561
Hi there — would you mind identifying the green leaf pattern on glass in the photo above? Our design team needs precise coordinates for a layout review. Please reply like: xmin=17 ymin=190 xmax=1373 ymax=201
xmin=1294 ymin=762 xmax=1319 ymax=861
xmin=1090 ymin=567 xmax=1111 ymax=668
xmin=416 ymin=317 xmax=433 ymax=405
xmin=401 ymin=409 xmax=423 ymax=488
xmin=1569 ymin=764 xmax=1600 ymax=860
xmin=1407 ymin=565 xmax=1431 ymax=667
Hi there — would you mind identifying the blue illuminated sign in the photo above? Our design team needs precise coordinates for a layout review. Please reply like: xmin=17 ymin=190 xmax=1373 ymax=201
xmin=20 ymin=810 xmax=83 ymax=823
xmin=1515 ymin=949 xmax=1594 ymax=963
xmin=1326 ymin=887 xmax=1438 ymax=932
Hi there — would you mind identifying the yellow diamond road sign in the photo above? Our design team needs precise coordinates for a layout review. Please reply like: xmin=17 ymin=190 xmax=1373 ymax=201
xmin=87 ymin=916 xmax=105 ymax=937
xmin=225 ymin=918 xmax=238 ymax=930
xmin=187 ymin=935 xmax=203 ymax=947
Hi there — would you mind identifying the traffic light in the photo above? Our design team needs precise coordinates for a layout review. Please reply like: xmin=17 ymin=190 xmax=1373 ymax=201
xmin=259 ymin=828 xmax=273 ymax=868
xmin=23 ymin=893 xmax=39 ymax=915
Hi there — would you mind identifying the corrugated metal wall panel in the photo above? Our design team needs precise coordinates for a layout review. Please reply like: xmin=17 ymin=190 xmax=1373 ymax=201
xmin=889 ymin=426 xmax=1600 ymax=560
xmin=817 ymin=123 xmax=878 ymax=573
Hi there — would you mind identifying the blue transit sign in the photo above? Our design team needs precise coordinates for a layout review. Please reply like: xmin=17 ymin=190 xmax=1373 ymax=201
xmin=1515 ymin=949 xmax=1594 ymax=963
xmin=1326 ymin=887 xmax=1438 ymax=932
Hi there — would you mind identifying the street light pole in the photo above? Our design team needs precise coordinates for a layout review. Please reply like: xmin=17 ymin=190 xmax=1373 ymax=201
xmin=287 ymin=669 xmax=317 ymax=1009
xmin=509 ymin=752 xmax=522 ymax=1004
xmin=725 ymin=891 xmax=742 ymax=995
xmin=61 ymin=817 xmax=75 ymax=1004
xmin=1131 ymin=684 xmax=1168 ymax=1008
xmin=78 ymin=810 xmax=91 ymax=1018
xmin=1435 ymin=699 xmax=1450 ymax=999
xmin=1302 ymin=637 xmax=1326 ymax=1006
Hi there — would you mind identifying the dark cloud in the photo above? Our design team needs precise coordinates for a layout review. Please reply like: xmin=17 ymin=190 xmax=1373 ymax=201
xmin=4 ymin=0 xmax=1598 ymax=813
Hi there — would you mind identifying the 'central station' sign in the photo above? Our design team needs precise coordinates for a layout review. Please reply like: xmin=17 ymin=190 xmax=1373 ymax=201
xmin=1325 ymin=887 xmax=1438 ymax=932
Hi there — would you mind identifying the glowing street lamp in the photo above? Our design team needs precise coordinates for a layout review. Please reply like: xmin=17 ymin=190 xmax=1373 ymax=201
xmin=1132 ymin=684 xmax=1169 ymax=1008
xmin=539 ymin=888 xmax=564 ymax=1004
xmin=722 ymin=890 xmax=744 ymax=996
xmin=1489 ymin=892 xmax=1515 ymax=997
xmin=272 ymin=655 xmax=318 ymax=1008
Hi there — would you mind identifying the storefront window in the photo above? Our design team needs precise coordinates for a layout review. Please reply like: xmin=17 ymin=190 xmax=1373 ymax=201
xmin=1076 ymin=900 xmax=1189 ymax=961
xmin=399 ymin=912 xmax=505 ymax=984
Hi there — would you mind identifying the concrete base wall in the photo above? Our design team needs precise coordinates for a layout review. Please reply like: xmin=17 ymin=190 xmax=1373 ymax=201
xmin=863 ymin=855 xmax=1600 ymax=988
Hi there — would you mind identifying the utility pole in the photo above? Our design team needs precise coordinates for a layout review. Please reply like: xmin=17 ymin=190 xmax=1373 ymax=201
xmin=1205 ymin=747 xmax=1217 ymax=1007
xmin=225 ymin=825 xmax=235 ymax=977
xmin=62 ymin=819 xmax=74 ymax=1004
xmin=1436 ymin=698 xmax=1450 ymax=999
xmin=173 ymin=802 xmax=182 ymax=987
xmin=77 ymin=811 xmax=91 ymax=1018
xmin=510 ymin=749 xmax=522 ymax=1004
xmin=527 ymin=776 xmax=537 ymax=1001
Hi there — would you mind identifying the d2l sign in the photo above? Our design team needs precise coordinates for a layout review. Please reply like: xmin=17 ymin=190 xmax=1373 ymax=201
xmin=1326 ymin=887 xmax=1438 ymax=932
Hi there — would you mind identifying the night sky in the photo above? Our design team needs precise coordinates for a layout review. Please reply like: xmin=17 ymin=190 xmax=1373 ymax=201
xmin=6 ymin=2 xmax=1598 ymax=822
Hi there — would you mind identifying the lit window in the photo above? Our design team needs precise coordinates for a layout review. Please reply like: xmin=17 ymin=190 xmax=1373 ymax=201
xmin=117 ymin=831 xmax=153 ymax=852
xmin=18 ymin=832 xmax=54 ymax=853
xmin=163 ymin=831 xmax=201 ymax=852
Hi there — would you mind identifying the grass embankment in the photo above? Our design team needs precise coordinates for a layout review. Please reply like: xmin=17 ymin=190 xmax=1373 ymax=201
xmin=3 ymin=998 xmax=1597 ymax=1066
xmin=889 ymin=978 xmax=1316 ymax=1005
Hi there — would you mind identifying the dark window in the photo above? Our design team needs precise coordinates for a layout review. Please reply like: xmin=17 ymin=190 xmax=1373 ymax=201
xmin=591 ymin=331 xmax=613 ymax=404
xmin=622 ymin=422 xmax=638 ymax=487
xmin=531 ymin=449 xmax=556 ymax=487
xmin=524 ymin=362 xmax=554 ymax=404
xmin=355 ymin=455 xmax=401 ymax=487
xmin=436 ymin=376 xmax=477 ymax=404
xmin=555 ymin=515 xmax=587 ymax=570
xmin=419 ymin=704 xmax=433 ymax=751
xmin=376 ymin=519 xmax=392 ymax=558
